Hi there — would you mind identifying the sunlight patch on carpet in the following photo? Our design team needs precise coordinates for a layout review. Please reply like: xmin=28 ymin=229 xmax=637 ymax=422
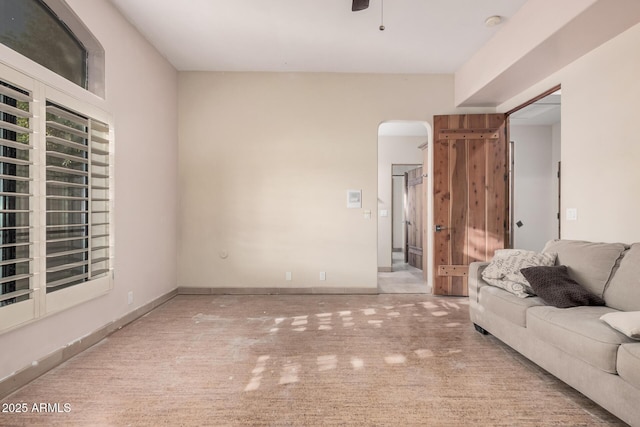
xmin=384 ymin=354 xmax=407 ymax=364
xmin=317 ymin=355 xmax=337 ymax=371
xmin=415 ymin=349 xmax=434 ymax=358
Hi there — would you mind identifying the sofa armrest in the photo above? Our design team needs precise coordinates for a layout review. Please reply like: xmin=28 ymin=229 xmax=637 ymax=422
xmin=469 ymin=261 xmax=490 ymax=304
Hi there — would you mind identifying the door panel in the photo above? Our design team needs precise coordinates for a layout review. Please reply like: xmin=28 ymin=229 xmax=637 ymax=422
xmin=406 ymin=167 xmax=423 ymax=270
xmin=433 ymin=114 xmax=508 ymax=296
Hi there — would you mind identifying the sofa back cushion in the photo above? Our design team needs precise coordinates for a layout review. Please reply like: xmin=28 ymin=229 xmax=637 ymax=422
xmin=604 ymin=243 xmax=640 ymax=311
xmin=542 ymin=240 xmax=627 ymax=298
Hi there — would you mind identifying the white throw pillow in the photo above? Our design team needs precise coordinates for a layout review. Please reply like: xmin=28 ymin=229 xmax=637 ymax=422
xmin=600 ymin=311 xmax=640 ymax=340
xmin=482 ymin=249 xmax=557 ymax=298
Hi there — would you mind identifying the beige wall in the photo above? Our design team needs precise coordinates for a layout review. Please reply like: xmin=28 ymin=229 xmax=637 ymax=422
xmin=0 ymin=0 xmax=178 ymax=381
xmin=559 ymin=23 xmax=640 ymax=242
xmin=178 ymin=73 xmax=456 ymax=290
xmin=499 ymin=23 xmax=640 ymax=243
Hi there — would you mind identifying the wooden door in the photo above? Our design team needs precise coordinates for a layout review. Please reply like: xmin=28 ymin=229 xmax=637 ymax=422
xmin=406 ymin=167 xmax=423 ymax=270
xmin=433 ymin=114 xmax=508 ymax=296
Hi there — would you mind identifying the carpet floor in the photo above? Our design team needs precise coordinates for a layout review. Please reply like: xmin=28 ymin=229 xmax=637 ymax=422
xmin=0 ymin=294 xmax=626 ymax=426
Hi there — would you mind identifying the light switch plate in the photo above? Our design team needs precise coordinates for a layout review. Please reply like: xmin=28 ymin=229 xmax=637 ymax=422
xmin=566 ymin=208 xmax=578 ymax=221
xmin=379 ymin=209 xmax=388 ymax=217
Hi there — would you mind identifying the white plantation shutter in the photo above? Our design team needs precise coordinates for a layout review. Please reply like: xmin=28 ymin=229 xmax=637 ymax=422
xmin=0 ymin=80 xmax=34 ymax=307
xmin=0 ymin=64 xmax=113 ymax=331
xmin=89 ymin=120 xmax=110 ymax=278
xmin=45 ymin=102 xmax=110 ymax=292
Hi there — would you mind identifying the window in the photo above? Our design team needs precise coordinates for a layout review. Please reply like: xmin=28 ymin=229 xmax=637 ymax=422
xmin=0 ymin=0 xmax=87 ymax=88
xmin=0 ymin=0 xmax=105 ymax=97
xmin=45 ymin=102 xmax=111 ymax=293
xmin=0 ymin=63 xmax=113 ymax=332
xmin=0 ymin=0 xmax=111 ymax=332
xmin=0 ymin=80 xmax=33 ymax=309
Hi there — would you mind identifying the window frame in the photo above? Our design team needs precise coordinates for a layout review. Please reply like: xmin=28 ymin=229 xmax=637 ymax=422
xmin=0 ymin=60 xmax=114 ymax=334
xmin=0 ymin=0 xmax=105 ymax=99
xmin=41 ymin=84 xmax=113 ymax=316
xmin=42 ymin=0 xmax=105 ymax=97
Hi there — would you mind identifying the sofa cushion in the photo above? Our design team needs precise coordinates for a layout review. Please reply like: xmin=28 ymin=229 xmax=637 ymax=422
xmin=542 ymin=240 xmax=627 ymax=297
xmin=479 ymin=285 xmax=546 ymax=327
xmin=527 ymin=305 xmax=633 ymax=373
xmin=600 ymin=311 xmax=640 ymax=340
xmin=482 ymin=249 xmax=557 ymax=298
xmin=520 ymin=265 xmax=605 ymax=308
xmin=617 ymin=344 xmax=640 ymax=390
xmin=604 ymin=243 xmax=640 ymax=311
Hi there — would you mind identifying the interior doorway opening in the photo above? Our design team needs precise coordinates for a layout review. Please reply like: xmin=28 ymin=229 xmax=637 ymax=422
xmin=377 ymin=121 xmax=431 ymax=294
xmin=391 ymin=164 xmax=421 ymax=269
xmin=508 ymin=87 xmax=562 ymax=251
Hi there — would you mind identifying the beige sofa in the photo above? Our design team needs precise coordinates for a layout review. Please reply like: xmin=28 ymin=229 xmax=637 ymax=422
xmin=469 ymin=240 xmax=640 ymax=426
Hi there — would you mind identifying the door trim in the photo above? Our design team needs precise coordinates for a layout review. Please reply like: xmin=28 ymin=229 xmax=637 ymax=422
xmin=505 ymin=84 xmax=561 ymax=116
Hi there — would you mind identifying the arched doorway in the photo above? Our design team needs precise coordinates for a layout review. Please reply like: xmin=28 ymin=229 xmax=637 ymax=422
xmin=377 ymin=120 xmax=431 ymax=294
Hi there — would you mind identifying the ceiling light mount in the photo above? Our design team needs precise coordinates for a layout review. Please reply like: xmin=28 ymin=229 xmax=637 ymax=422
xmin=352 ymin=0 xmax=369 ymax=12
xmin=484 ymin=15 xmax=503 ymax=27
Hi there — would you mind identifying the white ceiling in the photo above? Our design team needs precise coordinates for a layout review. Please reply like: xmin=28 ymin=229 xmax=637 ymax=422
xmin=109 ymin=0 xmax=528 ymax=74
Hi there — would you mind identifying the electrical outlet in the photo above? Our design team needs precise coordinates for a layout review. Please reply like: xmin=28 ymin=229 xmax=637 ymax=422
xmin=285 ymin=272 xmax=292 ymax=281
xmin=319 ymin=272 xmax=326 ymax=281
xmin=127 ymin=291 xmax=133 ymax=305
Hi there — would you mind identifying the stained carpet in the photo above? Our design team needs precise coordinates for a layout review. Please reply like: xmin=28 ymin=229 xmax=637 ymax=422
xmin=0 ymin=294 xmax=626 ymax=426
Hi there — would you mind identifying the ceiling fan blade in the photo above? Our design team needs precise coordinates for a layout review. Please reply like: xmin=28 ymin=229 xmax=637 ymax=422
xmin=352 ymin=0 xmax=369 ymax=11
